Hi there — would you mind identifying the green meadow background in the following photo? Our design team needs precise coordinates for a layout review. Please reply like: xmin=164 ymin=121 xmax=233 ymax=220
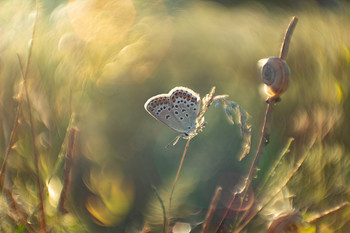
xmin=1 ymin=0 xmax=350 ymax=232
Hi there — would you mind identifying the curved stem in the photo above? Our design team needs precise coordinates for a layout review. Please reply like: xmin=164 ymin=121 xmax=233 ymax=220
xmin=152 ymin=185 xmax=167 ymax=233
xmin=214 ymin=98 xmax=277 ymax=233
xmin=280 ymin=17 xmax=298 ymax=60
xmin=214 ymin=16 xmax=298 ymax=233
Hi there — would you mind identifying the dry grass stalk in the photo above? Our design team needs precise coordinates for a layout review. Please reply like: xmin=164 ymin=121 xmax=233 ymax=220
xmin=20 ymin=3 xmax=46 ymax=232
xmin=58 ymin=127 xmax=78 ymax=214
xmin=214 ymin=16 xmax=298 ymax=233
xmin=201 ymin=186 xmax=222 ymax=233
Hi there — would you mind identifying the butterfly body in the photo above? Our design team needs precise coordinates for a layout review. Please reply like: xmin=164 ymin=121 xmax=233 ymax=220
xmin=144 ymin=87 xmax=202 ymax=138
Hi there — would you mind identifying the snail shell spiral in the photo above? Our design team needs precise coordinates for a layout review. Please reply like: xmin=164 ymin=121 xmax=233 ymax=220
xmin=259 ymin=57 xmax=290 ymax=97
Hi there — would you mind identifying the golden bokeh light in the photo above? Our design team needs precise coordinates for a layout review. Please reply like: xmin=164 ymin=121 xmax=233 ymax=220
xmin=67 ymin=0 xmax=136 ymax=45
xmin=47 ymin=176 xmax=63 ymax=207
xmin=84 ymin=167 xmax=134 ymax=226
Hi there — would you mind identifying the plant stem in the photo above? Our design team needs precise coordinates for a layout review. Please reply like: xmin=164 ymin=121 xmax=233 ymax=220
xmin=280 ymin=16 xmax=298 ymax=60
xmin=0 ymin=62 xmax=24 ymax=191
xmin=214 ymin=16 xmax=298 ymax=233
xmin=21 ymin=3 xmax=47 ymax=232
xmin=201 ymin=186 xmax=222 ymax=233
xmin=308 ymin=202 xmax=350 ymax=224
xmin=214 ymin=98 xmax=276 ymax=233
xmin=58 ymin=127 xmax=78 ymax=214
xmin=168 ymin=138 xmax=191 ymax=231
xmin=244 ymin=97 xmax=277 ymax=191
xmin=234 ymin=139 xmax=314 ymax=233
xmin=152 ymin=185 xmax=167 ymax=233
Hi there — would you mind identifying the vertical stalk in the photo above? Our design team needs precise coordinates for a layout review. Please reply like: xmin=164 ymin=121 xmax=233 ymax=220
xmin=22 ymin=3 xmax=46 ymax=232
xmin=214 ymin=16 xmax=298 ymax=233
xmin=201 ymin=187 xmax=222 ymax=233
xmin=58 ymin=127 xmax=78 ymax=214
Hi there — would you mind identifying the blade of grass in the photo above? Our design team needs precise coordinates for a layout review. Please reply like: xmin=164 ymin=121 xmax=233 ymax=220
xmin=257 ymin=138 xmax=294 ymax=195
xmin=152 ymin=185 xmax=167 ymax=233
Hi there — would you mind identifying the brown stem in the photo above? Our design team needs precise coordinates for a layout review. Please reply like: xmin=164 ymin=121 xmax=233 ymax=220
xmin=0 ymin=56 xmax=24 ymax=191
xmin=234 ymin=16 xmax=298 ymax=230
xmin=214 ymin=98 xmax=277 ymax=233
xmin=24 ymin=64 xmax=46 ymax=233
xmin=214 ymin=16 xmax=298 ymax=233
xmin=201 ymin=186 xmax=222 ymax=233
xmin=168 ymin=138 xmax=191 ymax=231
xmin=58 ymin=127 xmax=78 ymax=214
xmin=242 ymin=97 xmax=277 ymax=193
xmin=280 ymin=17 xmax=298 ymax=60
xmin=308 ymin=202 xmax=350 ymax=224
xmin=21 ymin=4 xmax=46 ymax=232
xmin=234 ymin=139 xmax=312 ymax=233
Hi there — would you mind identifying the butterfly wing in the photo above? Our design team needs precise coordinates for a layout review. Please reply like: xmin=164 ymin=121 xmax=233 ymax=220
xmin=144 ymin=94 xmax=188 ymax=133
xmin=169 ymin=87 xmax=201 ymax=134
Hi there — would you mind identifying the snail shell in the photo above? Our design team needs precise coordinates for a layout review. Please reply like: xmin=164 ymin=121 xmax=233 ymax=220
xmin=258 ymin=57 xmax=290 ymax=97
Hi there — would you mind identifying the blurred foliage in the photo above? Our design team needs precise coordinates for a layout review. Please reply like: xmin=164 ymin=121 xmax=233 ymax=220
xmin=1 ymin=0 xmax=350 ymax=232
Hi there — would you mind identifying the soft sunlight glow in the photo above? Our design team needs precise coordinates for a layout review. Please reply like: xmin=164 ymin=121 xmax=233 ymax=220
xmin=67 ymin=0 xmax=136 ymax=45
xmin=47 ymin=176 xmax=63 ymax=207
xmin=172 ymin=222 xmax=191 ymax=233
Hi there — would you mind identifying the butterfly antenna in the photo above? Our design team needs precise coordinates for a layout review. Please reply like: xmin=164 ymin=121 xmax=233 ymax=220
xmin=165 ymin=135 xmax=182 ymax=148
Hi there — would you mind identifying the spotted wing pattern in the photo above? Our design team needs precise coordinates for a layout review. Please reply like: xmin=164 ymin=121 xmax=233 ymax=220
xmin=144 ymin=87 xmax=201 ymax=135
xmin=169 ymin=87 xmax=201 ymax=134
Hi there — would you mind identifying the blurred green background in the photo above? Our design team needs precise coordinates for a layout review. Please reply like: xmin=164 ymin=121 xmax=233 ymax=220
xmin=1 ymin=0 xmax=350 ymax=232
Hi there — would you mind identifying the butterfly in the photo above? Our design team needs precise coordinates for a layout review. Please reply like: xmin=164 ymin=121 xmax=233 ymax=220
xmin=144 ymin=87 xmax=204 ymax=139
